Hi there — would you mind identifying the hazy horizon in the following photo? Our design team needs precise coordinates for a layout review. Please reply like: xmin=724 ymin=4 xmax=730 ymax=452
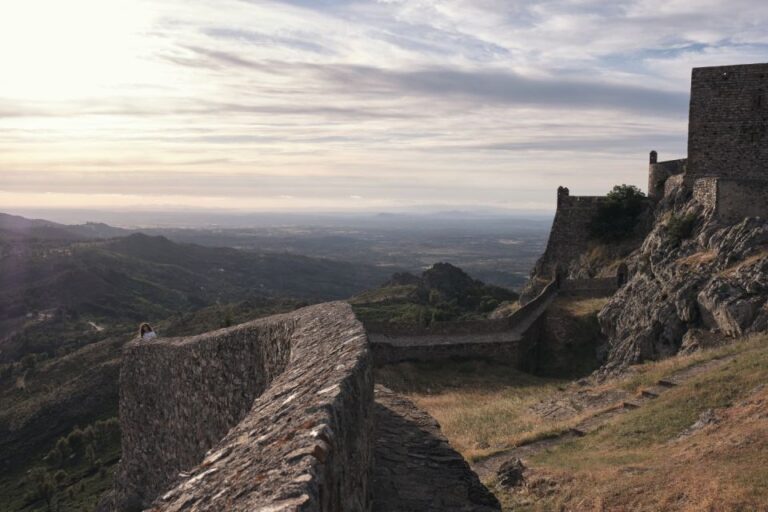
xmin=2 ymin=1 xmax=768 ymax=213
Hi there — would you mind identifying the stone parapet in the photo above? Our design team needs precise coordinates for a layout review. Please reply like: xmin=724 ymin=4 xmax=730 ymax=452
xmin=114 ymin=302 xmax=374 ymax=512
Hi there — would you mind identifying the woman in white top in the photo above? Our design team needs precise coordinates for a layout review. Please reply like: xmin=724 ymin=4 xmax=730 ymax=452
xmin=139 ymin=323 xmax=157 ymax=341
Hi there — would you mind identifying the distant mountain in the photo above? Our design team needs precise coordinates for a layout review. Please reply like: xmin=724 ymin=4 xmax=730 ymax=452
xmin=351 ymin=262 xmax=518 ymax=326
xmin=0 ymin=230 xmax=392 ymax=362
xmin=0 ymin=212 xmax=131 ymax=241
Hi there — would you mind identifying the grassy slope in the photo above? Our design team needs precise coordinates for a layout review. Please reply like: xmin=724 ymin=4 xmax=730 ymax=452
xmin=377 ymin=335 xmax=768 ymax=511
xmin=513 ymin=336 xmax=768 ymax=512
xmin=376 ymin=361 xmax=569 ymax=460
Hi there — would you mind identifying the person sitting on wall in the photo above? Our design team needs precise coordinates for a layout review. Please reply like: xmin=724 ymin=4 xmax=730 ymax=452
xmin=139 ymin=323 xmax=157 ymax=341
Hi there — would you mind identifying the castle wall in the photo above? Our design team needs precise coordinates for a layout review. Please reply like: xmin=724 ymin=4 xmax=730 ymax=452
xmin=115 ymin=303 xmax=374 ymax=512
xmin=715 ymin=179 xmax=768 ymax=220
xmin=687 ymin=63 xmax=768 ymax=182
xmin=535 ymin=188 xmax=608 ymax=278
xmin=694 ymin=177 xmax=768 ymax=221
xmin=693 ymin=178 xmax=719 ymax=210
xmin=368 ymin=279 xmax=557 ymax=366
xmin=648 ymin=158 xmax=687 ymax=199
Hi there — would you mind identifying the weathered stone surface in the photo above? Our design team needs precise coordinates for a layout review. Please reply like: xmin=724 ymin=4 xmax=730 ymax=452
xmin=497 ymin=458 xmax=526 ymax=489
xmin=369 ymin=280 xmax=557 ymax=366
xmin=115 ymin=302 xmax=374 ymax=512
xmin=372 ymin=386 xmax=500 ymax=511
xmin=598 ymin=181 xmax=768 ymax=371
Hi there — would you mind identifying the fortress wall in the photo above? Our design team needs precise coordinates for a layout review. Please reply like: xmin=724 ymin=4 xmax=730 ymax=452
xmin=688 ymin=63 xmax=768 ymax=182
xmin=713 ymin=179 xmax=768 ymax=221
xmin=535 ymin=188 xmax=609 ymax=278
xmin=115 ymin=302 xmax=374 ymax=512
xmin=693 ymin=178 xmax=719 ymax=210
xmin=694 ymin=178 xmax=768 ymax=221
xmin=364 ymin=317 xmax=511 ymax=338
xmin=370 ymin=338 xmax=529 ymax=366
xmin=649 ymin=159 xmax=687 ymax=198
xmin=369 ymin=280 xmax=557 ymax=366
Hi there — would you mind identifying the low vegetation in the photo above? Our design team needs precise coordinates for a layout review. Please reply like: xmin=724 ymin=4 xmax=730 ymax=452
xmin=666 ymin=212 xmax=699 ymax=244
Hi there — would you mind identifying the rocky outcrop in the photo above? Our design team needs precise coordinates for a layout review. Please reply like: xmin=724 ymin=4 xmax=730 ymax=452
xmin=598 ymin=180 xmax=768 ymax=371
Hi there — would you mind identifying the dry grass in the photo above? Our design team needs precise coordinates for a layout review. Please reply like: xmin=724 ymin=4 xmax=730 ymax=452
xmin=718 ymin=247 xmax=768 ymax=277
xmin=378 ymin=334 xmax=768 ymax=510
xmin=497 ymin=334 xmax=768 ymax=511
xmin=559 ymin=297 xmax=610 ymax=317
xmin=375 ymin=360 xmax=570 ymax=460
xmin=675 ymin=249 xmax=718 ymax=268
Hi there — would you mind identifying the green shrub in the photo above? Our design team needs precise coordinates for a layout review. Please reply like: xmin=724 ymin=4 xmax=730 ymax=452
xmin=589 ymin=185 xmax=647 ymax=242
xmin=667 ymin=213 xmax=698 ymax=244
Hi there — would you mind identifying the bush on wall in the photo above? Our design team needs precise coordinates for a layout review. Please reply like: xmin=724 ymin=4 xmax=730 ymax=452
xmin=589 ymin=184 xmax=647 ymax=242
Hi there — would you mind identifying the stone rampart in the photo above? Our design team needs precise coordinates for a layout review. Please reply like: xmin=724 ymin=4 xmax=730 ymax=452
xmin=368 ymin=280 xmax=558 ymax=366
xmin=115 ymin=302 xmax=373 ymax=512
xmin=693 ymin=177 xmax=768 ymax=221
xmin=648 ymin=158 xmax=687 ymax=199
xmin=534 ymin=187 xmax=609 ymax=279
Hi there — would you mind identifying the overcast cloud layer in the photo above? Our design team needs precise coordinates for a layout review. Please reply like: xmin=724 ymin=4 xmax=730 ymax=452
xmin=1 ymin=0 xmax=767 ymax=212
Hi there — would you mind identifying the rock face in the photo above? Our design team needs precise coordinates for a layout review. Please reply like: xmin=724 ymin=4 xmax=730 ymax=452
xmin=115 ymin=302 xmax=374 ymax=511
xmin=598 ymin=181 xmax=768 ymax=371
xmin=496 ymin=458 xmax=526 ymax=489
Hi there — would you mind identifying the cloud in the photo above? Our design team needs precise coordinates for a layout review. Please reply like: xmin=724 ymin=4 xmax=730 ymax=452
xmin=313 ymin=64 xmax=690 ymax=115
xmin=1 ymin=0 xmax=767 ymax=212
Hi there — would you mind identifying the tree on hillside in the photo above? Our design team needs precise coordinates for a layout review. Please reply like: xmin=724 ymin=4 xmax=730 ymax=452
xmin=589 ymin=184 xmax=647 ymax=242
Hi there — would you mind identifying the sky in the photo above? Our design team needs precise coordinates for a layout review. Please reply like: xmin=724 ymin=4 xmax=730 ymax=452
xmin=1 ymin=0 xmax=767 ymax=214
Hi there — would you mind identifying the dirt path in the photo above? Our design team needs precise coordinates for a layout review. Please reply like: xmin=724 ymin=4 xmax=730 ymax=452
xmin=472 ymin=355 xmax=736 ymax=480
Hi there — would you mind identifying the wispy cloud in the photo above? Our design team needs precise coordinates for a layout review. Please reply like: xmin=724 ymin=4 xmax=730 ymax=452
xmin=0 ymin=0 xmax=766 ymax=212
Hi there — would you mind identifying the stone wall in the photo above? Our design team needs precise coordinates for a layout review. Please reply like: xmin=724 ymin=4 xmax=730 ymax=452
xmin=687 ymin=63 xmax=768 ymax=183
xmin=693 ymin=177 xmax=718 ymax=210
xmin=534 ymin=187 xmax=609 ymax=278
xmin=115 ymin=302 xmax=374 ymax=512
xmin=694 ymin=177 xmax=768 ymax=221
xmin=713 ymin=179 xmax=768 ymax=221
xmin=648 ymin=158 xmax=687 ymax=199
xmin=368 ymin=280 xmax=558 ymax=366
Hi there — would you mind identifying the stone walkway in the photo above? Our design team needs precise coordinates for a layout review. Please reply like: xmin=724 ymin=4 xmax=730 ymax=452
xmin=372 ymin=386 xmax=500 ymax=511
xmin=472 ymin=355 xmax=736 ymax=480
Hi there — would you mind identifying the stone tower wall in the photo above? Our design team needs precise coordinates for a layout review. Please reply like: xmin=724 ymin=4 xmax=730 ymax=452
xmin=687 ymin=63 xmax=768 ymax=182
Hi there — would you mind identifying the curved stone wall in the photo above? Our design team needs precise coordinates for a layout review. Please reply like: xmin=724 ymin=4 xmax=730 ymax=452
xmin=114 ymin=302 xmax=373 ymax=512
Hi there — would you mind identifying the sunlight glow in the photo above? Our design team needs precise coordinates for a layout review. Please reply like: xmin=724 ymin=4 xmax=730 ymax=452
xmin=0 ymin=0 xmax=156 ymax=100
